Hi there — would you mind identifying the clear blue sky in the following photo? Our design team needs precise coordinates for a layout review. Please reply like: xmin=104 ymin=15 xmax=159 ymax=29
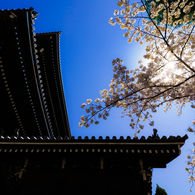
xmin=1 ymin=0 xmax=195 ymax=194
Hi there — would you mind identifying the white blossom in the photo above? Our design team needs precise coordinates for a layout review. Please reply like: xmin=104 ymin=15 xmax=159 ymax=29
xmin=81 ymin=103 xmax=87 ymax=109
xmin=86 ymin=99 xmax=92 ymax=104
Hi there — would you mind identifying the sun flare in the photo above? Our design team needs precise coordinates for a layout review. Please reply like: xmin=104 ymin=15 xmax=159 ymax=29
xmin=153 ymin=61 xmax=186 ymax=83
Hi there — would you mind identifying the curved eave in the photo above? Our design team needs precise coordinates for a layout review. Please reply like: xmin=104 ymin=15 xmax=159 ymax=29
xmin=0 ymin=8 xmax=50 ymax=137
xmin=0 ymin=134 xmax=188 ymax=168
xmin=35 ymin=32 xmax=71 ymax=137
xmin=55 ymin=32 xmax=71 ymax=137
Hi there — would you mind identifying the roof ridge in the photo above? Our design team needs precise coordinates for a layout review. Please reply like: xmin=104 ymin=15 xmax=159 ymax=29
xmin=36 ymin=31 xmax=62 ymax=35
xmin=0 ymin=7 xmax=34 ymax=12
xmin=0 ymin=134 xmax=188 ymax=142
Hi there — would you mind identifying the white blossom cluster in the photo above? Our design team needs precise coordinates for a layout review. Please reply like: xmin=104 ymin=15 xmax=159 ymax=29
xmin=80 ymin=0 xmax=195 ymax=191
xmin=186 ymin=148 xmax=195 ymax=191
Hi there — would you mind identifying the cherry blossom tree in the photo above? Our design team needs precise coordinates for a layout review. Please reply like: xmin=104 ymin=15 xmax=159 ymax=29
xmin=145 ymin=0 xmax=195 ymax=25
xmin=79 ymin=0 xmax=195 ymax=190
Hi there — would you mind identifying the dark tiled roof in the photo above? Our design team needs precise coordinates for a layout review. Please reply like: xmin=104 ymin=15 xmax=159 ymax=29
xmin=35 ymin=32 xmax=71 ymax=137
xmin=36 ymin=31 xmax=62 ymax=35
xmin=0 ymin=8 xmax=70 ymax=137
xmin=0 ymin=134 xmax=188 ymax=142
xmin=0 ymin=133 xmax=188 ymax=168
xmin=0 ymin=8 xmax=34 ymax=11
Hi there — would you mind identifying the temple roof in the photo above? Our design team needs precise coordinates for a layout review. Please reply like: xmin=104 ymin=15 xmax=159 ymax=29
xmin=0 ymin=134 xmax=188 ymax=142
xmin=0 ymin=8 xmax=70 ymax=138
xmin=0 ymin=133 xmax=188 ymax=168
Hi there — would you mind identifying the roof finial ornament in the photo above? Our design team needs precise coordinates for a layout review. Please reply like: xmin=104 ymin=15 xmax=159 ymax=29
xmin=152 ymin=128 xmax=158 ymax=139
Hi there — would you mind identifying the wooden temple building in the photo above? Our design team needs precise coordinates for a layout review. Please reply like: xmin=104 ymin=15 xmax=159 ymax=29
xmin=0 ymin=8 xmax=188 ymax=195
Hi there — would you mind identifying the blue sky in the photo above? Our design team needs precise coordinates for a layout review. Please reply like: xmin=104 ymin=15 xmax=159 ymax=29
xmin=1 ymin=0 xmax=195 ymax=194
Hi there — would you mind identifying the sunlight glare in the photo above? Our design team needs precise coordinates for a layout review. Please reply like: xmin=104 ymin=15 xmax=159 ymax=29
xmin=153 ymin=61 xmax=185 ymax=83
